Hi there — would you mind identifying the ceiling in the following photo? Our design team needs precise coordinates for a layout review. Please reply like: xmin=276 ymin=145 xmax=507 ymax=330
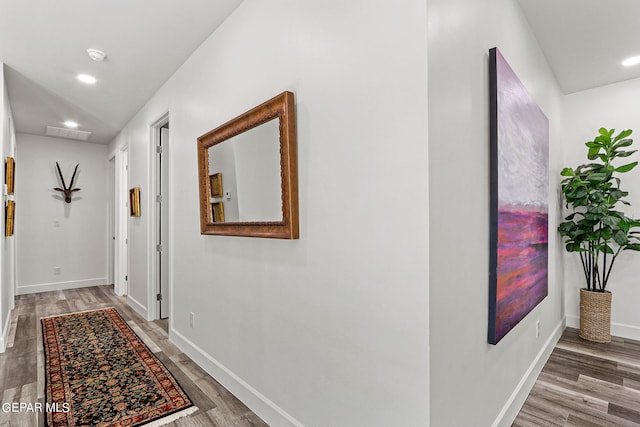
xmin=2 ymin=1 xmax=639 ymax=145
xmin=0 ymin=0 xmax=243 ymax=144
xmin=518 ymin=0 xmax=640 ymax=94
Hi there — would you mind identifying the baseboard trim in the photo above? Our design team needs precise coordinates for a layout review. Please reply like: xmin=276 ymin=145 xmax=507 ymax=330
xmin=127 ymin=296 xmax=147 ymax=319
xmin=16 ymin=278 xmax=108 ymax=295
xmin=566 ymin=314 xmax=640 ymax=341
xmin=491 ymin=318 xmax=565 ymax=427
xmin=0 ymin=309 xmax=12 ymax=353
xmin=170 ymin=328 xmax=304 ymax=427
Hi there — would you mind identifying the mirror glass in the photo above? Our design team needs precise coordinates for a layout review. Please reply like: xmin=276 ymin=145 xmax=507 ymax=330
xmin=197 ymin=91 xmax=298 ymax=239
xmin=207 ymin=118 xmax=282 ymax=222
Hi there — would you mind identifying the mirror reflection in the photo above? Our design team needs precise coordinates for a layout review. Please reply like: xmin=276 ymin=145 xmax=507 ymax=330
xmin=207 ymin=118 xmax=282 ymax=222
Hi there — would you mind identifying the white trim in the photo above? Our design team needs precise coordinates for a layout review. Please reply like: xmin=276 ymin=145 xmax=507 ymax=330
xmin=127 ymin=295 xmax=148 ymax=318
xmin=16 ymin=278 xmax=108 ymax=295
xmin=40 ymin=307 xmax=115 ymax=320
xmin=566 ymin=314 xmax=640 ymax=341
xmin=0 ymin=309 xmax=11 ymax=353
xmin=491 ymin=318 xmax=565 ymax=427
xmin=170 ymin=328 xmax=304 ymax=427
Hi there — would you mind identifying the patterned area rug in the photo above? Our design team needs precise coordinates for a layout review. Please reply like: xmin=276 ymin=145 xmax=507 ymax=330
xmin=42 ymin=308 xmax=195 ymax=427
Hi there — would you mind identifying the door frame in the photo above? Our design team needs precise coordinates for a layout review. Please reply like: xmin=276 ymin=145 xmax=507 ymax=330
xmin=107 ymin=156 xmax=116 ymax=285
xmin=148 ymin=112 xmax=170 ymax=322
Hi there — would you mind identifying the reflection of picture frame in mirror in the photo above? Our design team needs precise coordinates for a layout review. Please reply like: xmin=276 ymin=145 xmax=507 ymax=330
xmin=211 ymin=201 xmax=225 ymax=223
xmin=5 ymin=200 xmax=14 ymax=237
xmin=6 ymin=157 xmax=15 ymax=194
xmin=129 ymin=187 xmax=141 ymax=217
xmin=209 ymin=173 xmax=223 ymax=198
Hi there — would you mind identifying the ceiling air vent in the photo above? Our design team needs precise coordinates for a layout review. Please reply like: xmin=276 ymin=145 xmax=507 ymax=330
xmin=45 ymin=126 xmax=92 ymax=141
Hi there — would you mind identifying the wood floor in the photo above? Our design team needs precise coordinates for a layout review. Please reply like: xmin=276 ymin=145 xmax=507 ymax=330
xmin=0 ymin=285 xmax=268 ymax=427
xmin=514 ymin=327 xmax=640 ymax=426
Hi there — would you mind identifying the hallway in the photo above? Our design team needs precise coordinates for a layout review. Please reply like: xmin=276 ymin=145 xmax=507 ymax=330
xmin=0 ymin=285 xmax=267 ymax=427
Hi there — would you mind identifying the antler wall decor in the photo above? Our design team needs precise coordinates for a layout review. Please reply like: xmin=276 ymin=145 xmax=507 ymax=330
xmin=54 ymin=162 xmax=80 ymax=203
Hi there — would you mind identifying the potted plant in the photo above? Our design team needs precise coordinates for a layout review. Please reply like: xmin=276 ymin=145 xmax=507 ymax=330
xmin=558 ymin=128 xmax=640 ymax=343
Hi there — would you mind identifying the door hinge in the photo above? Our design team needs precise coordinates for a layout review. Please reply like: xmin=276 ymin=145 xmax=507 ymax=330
xmin=156 ymin=145 xmax=162 ymax=154
xmin=156 ymin=244 xmax=162 ymax=252
xmin=125 ymin=275 xmax=128 ymax=281
xmin=156 ymin=195 xmax=162 ymax=203
xmin=125 ymin=238 xmax=128 ymax=244
xmin=156 ymin=293 xmax=162 ymax=301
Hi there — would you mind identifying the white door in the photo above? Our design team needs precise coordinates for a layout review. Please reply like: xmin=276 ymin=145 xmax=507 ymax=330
xmin=158 ymin=126 xmax=169 ymax=318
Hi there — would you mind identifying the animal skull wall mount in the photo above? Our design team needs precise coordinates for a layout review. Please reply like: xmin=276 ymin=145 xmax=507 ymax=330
xmin=54 ymin=162 xmax=81 ymax=203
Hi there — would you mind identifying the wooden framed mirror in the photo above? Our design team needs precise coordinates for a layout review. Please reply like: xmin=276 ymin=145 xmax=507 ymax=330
xmin=197 ymin=91 xmax=299 ymax=239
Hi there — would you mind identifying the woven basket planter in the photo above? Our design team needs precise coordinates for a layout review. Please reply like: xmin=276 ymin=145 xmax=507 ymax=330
xmin=579 ymin=288 xmax=612 ymax=343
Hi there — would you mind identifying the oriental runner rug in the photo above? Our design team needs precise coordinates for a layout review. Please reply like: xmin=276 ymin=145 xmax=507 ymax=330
xmin=42 ymin=308 xmax=196 ymax=427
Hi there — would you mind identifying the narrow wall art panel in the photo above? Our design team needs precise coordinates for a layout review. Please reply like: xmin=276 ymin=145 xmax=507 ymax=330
xmin=488 ymin=48 xmax=549 ymax=344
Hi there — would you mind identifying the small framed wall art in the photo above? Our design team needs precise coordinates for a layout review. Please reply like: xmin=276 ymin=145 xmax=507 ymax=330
xmin=129 ymin=187 xmax=141 ymax=217
xmin=209 ymin=173 xmax=223 ymax=198
xmin=211 ymin=201 xmax=225 ymax=223
xmin=6 ymin=157 xmax=15 ymax=194
xmin=5 ymin=200 xmax=14 ymax=237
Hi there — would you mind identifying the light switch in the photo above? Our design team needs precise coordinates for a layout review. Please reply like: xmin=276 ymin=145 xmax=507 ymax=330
xmin=225 ymin=191 xmax=231 ymax=200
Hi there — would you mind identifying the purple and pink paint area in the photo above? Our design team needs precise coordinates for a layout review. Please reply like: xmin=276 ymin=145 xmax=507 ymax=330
xmin=495 ymin=207 xmax=548 ymax=341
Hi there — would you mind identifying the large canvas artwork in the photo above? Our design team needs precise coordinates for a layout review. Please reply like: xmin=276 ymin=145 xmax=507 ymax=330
xmin=488 ymin=48 xmax=549 ymax=344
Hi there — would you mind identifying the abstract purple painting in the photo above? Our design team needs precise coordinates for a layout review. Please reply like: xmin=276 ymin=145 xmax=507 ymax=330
xmin=488 ymin=48 xmax=549 ymax=344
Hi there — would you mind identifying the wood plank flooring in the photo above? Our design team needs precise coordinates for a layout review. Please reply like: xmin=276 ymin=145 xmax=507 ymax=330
xmin=514 ymin=327 xmax=640 ymax=426
xmin=0 ymin=285 xmax=268 ymax=427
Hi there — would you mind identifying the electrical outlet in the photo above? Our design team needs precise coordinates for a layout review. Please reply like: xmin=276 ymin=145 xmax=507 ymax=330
xmin=536 ymin=320 xmax=541 ymax=338
xmin=54 ymin=267 xmax=61 ymax=275
xmin=189 ymin=312 xmax=195 ymax=328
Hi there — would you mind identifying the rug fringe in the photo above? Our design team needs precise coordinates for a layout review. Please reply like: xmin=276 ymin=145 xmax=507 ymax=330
xmin=143 ymin=406 xmax=199 ymax=426
xmin=40 ymin=307 xmax=115 ymax=320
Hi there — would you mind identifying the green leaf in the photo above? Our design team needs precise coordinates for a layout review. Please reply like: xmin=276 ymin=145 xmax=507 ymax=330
xmin=560 ymin=167 xmax=575 ymax=177
xmin=587 ymin=172 xmax=609 ymax=183
xmin=613 ymin=129 xmax=632 ymax=142
xmin=612 ymin=138 xmax=633 ymax=150
xmin=588 ymin=147 xmax=600 ymax=160
xmin=614 ymin=230 xmax=629 ymax=245
xmin=624 ymin=243 xmax=640 ymax=251
xmin=615 ymin=150 xmax=637 ymax=158
xmin=614 ymin=161 xmax=638 ymax=173
xmin=601 ymin=216 xmax=622 ymax=227
xmin=599 ymin=128 xmax=610 ymax=136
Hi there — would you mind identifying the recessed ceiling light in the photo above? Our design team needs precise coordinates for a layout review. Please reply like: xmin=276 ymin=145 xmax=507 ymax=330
xmin=77 ymin=74 xmax=97 ymax=84
xmin=622 ymin=56 xmax=640 ymax=67
xmin=87 ymin=48 xmax=106 ymax=62
xmin=64 ymin=121 xmax=79 ymax=128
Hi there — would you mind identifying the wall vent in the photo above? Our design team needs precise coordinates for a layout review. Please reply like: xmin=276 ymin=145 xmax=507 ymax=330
xmin=45 ymin=126 xmax=92 ymax=141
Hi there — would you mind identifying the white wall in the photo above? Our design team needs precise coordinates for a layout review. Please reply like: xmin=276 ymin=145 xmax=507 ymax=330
xmin=108 ymin=0 xmax=429 ymax=425
xmin=427 ymin=0 xmax=565 ymax=425
xmin=15 ymin=134 xmax=108 ymax=294
xmin=0 ymin=63 xmax=17 ymax=351
xmin=563 ymin=77 xmax=640 ymax=339
xmin=233 ymin=119 xmax=282 ymax=221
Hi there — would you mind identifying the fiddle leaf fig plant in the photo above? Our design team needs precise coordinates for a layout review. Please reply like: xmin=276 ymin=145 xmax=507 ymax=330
xmin=558 ymin=128 xmax=640 ymax=292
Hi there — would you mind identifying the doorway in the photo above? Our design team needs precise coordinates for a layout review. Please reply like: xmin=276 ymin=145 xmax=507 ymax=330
xmin=152 ymin=116 xmax=170 ymax=320
xmin=108 ymin=156 xmax=115 ymax=285
xmin=115 ymin=147 xmax=129 ymax=296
